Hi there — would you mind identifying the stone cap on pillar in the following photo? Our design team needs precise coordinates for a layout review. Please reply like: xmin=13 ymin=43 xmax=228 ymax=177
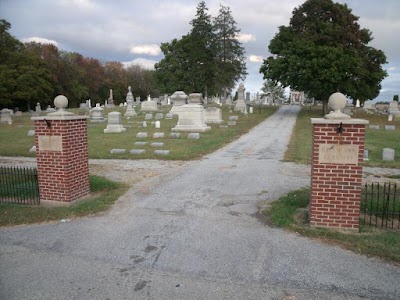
xmin=31 ymin=95 xmax=88 ymax=121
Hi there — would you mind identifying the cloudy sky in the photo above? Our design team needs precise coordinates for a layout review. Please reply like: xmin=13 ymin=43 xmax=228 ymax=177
xmin=1 ymin=0 xmax=399 ymax=101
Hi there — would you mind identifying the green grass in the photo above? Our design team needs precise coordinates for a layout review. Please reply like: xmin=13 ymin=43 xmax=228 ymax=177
xmin=0 ymin=105 xmax=278 ymax=160
xmin=263 ymin=188 xmax=400 ymax=264
xmin=284 ymin=105 xmax=400 ymax=168
xmin=0 ymin=175 xmax=129 ymax=226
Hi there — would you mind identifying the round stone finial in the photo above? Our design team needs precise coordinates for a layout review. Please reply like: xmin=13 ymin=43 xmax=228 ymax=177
xmin=325 ymin=92 xmax=350 ymax=119
xmin=54 ymin=95 xmax=68 ymax=111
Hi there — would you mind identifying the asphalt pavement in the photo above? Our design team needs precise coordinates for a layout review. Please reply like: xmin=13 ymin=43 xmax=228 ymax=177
xmin=1 ymin=105 xmax=399 ymax=300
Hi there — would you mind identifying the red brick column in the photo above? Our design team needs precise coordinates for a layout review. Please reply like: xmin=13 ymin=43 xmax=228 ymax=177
xmin=310 ymin=119 xmax=368 ymax=230
xmin=32 ymin=114 xmax=90 ymax=206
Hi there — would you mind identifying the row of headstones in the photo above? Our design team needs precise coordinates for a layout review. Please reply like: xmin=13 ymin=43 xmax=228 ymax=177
xmin=369 ymin=124 xmax=397 ymax=130
xmin=110 ymin=132 xmax=202 ymax=156
xmin=364 ymin=149 xmax=397 ymax=161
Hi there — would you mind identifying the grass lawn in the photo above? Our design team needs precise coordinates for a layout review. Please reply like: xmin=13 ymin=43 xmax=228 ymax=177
xmin=284 ymin=105 xmax=400 ymax=168
xmin=263 ymin=188 xmax=400 ymax=264
xmin=0 ymin=175 xmax=129 ymax=226
xmin=0 ymin=105 xmax=278 ymax=160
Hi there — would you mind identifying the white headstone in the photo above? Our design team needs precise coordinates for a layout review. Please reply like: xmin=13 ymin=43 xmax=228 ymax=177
xmin=234 ymin=83 xmax=246 ymax=113
xmin=104 ymin=112 xmax=126 ymax=133
xmin=155 ymin=120 xmax=160 ymax=129
xmin=382 ymin=148 xmax=395 ymax=161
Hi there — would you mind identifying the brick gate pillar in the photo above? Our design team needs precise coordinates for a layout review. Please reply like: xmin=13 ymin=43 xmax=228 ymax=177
xmin=32 ymin=95 xmax=90 ymax=206
xmin=310 ymin=93 xmax=368 ymax=230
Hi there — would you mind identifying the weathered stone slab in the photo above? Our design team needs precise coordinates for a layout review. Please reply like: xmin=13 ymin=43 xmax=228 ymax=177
xmin=188 ymin=133 xmax=200 ymax=139
xmin=227 ymin=121 xmax=236 ymax=126
xmin=165 ymin=113 xmax=173 ymax=119
xmin=27 ymin=130 xmax=35 ymax=136
xmin=151 ymin=142 xmax=164 ymax=147
xmin=110 ymin=149 xmax=126 ymax=154
xmin=154 ymin=150 xmax=170 ymax=156
xmin=169 ymin=133 xmax=181 ymax=139
xmin=38 ymin=136 xmax=62 ymax=151
xmin=155 ymin=113 xmax=164 ymax=120
xmin=219 ymin=125 xmax=228 ymax=129
xmin=382 ymin=148 xmax=395 ymax=161
xmin=385 ymin=125 xmax=396 ymax=130
xmin=104 ymin=111 xmax=126 ymax=133
xmin=134 ymin=141 xmax=147 ymax=146
xmin=130 ymin=149 xmax=146 ymax=155
xmin=369 ymin=125 xmax=380 ymax=130
xmin=153 ymin=132 xmax=165 ymax=138
xmin=205 ymin=107 xmax=223 ymax=124
xmin=363 ymin=149 xmax=369 ymax=161
xmin=141 ymin=101 xmax=158 ymax=112
xmin=29 ymin=146 xmax=36 ymax=152
xmin=145 ymin=113 xmax=153 ymax=120
xmin=229 ymin=115 xmax=239 ymax=121
xmin=136 ymin=132 xmax=148 ymax=138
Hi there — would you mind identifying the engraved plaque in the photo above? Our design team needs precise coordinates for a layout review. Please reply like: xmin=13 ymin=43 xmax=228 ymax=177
xmin=38 ymin=136 xmax=63 ymax=151
xmin=318 ymin=144 xmax=359 ymax=164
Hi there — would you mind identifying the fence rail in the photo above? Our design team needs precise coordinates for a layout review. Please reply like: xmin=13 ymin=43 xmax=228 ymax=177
xmin=361 ymin=182 xmax=399 ymax=230
xmin=0 ymin=166 xmax=40 ymax=205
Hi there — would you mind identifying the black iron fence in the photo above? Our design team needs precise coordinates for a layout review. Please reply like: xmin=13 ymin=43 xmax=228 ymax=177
xmin=360 ymin=182 xmax=399 ymax=230
xmin=0 ymin=166 xmax=40 ymax=205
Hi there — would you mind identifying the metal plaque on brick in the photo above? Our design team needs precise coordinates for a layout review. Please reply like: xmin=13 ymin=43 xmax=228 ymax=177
xmin=318 ymin=144 xmax=359 ymax=164
xmin=38 ymin=135 xmax=63 ymax=151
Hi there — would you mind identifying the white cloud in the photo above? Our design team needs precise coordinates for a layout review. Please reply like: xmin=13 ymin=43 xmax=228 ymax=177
xmin=129 ymin=44 xmax=161 ymax=56
xmin=388 ymin=66 xmax=397 ymax=71
xmin=237 ymin=33 xmax=256 ymax=43
xmin=122 ymin=58 xmax=158 ymax=70
xmin=21 ymin=37 xmax=59 ymax=46
xmin=249 ymin=55 xmax=264 ymax=63
xmin=60 ymin=0 xmax=96 ymax=9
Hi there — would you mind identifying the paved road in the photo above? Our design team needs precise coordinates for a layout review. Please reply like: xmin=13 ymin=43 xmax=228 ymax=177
xmin=1 ymin=106 xmax=399 ymax=300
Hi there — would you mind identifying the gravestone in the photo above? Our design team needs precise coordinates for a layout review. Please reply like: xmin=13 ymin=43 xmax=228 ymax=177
xmin=169 ymin=133 xmax=180 ymax=139
xmin=171 ymin=93 xmax=211 ymax=132
xmin=228 ymin=121 xmax=236 ymax=126
xmin=155 ymin=113 xmax=164 ymax=120
xmin=388 ymin=101 xmax=400 ymax=116
xmin=155 ymin=121 xmax=160 ymax=129
xmin=106 ymin=89 xmax=114 ymax=108
xmin=369 ymin=125 xmax=380 ymax=130
xmin=229 ymin=115 xmax=239 ymax=121
xmin=151 ymin=142 xmax=164 ymax=147
xmin=385 ymin=125 xmax=396 ymax=131
xmin=110 ymin=149 xmax=126 ymax=154
xmin=388 ymin=114 xmax=393 ymax=122
xmin=356 ymin=99 xmax=360 ymax=108
xmin=153 ymin=132 xmax=164 ymax=138
xmin=363 ymin=149 xmax=369 ymax=161
xmin=130 ymin=149 xmax=145 ymax=155
xmin=124 ymin=86 xmax=137 ymax=117
xmin=154 ymin=150 xmax=170 ymax=156
xmin=136 ymin=132 xmax=148 ymax=138
xmin=0 ymin=108 xmax=12 ymax=124
xmin=134 ymin=141 xmax=147 ymax=146
xmin=249 ymin=107 xmax=254 ymax=114
xmin=363 ymin=100 xmax=373 ymax=110
xmin=382 ymin=148 xmax=395 ymax=161
xmin=188 ymin=133 xmax=200 ymax=139
xmin=205 ymin=107 xmax=223 ymax=124
xmin=169 ymin=91 xmax=188 ymax=115
xmin=145 ymin=113 xmax=153 ymax=120
xmin=234 ymin=83 xmax=247 ymax=113
xmin=90 ymin=104 xmax=105 ymax=123
xmin=142 ymin=121 xmax=147 ymax=127
xmin=35 ymin=102 xmax=42 ymax=113
xmin=104 ymin=112 xmax=126 ymax=133
xmin=140 ymin=97 xmax=158 ymax=112
xmin=27 ymin=130 xmax=35 ymax=136
xmin=165 ymin=113 xmax=173 ymax=119
xmin=29 ymin=146 xmax=36 ymax=152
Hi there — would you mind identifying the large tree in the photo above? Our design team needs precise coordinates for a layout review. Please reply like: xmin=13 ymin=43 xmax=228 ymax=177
xmin=213 ymin=5 xmax=247 ymax=99
xmin=260 ymin=0 xmax=387 ymax=113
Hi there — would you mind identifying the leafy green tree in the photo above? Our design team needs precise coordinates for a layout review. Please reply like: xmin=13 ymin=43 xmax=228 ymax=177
xmin=213 ymin=5 xmax=247 ymax=99
xmin=188 ymin=1 xmax=217 ymax=97
xmin=261 ymin=79 xmax=285 ymax=103
xmin=260 ymin=0 xmax=387 ymax=113
xmin=393 ymin=95 xmax=399 ymax=102
xmin=154 ymin=1 xmax=217 ymax=97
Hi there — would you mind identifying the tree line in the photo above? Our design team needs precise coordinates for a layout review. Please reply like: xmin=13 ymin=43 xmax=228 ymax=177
xmin=0 ymin=19 xmax=157 ymax=111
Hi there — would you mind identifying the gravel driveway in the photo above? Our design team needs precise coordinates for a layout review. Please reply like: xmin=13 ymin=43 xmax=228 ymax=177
xmin=1 ymin=105 xmax=399 ymax=300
